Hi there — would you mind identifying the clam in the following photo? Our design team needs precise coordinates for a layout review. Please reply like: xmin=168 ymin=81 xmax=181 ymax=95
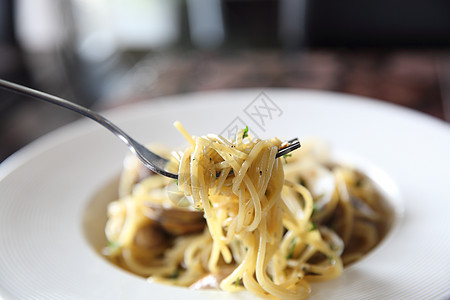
xmin=134 ymin=222 xmax=170 ymax=254
xmin=144 ymin=203 xmax=206 ymax=236
xmin=116 ymin=151 xmax=206 ymax=253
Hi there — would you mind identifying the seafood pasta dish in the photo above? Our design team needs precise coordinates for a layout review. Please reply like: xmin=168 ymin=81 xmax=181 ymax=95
xmin=104 ymin=123 xmax=392 ymax=299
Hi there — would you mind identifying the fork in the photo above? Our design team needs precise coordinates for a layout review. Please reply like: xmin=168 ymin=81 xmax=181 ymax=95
xmin=0 ymin=79 xmax=300 ymax=179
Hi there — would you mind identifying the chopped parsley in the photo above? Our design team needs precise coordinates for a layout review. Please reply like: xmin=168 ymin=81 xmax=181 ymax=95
xmin=309 ymin=222 xmax=317 ymax=231
xmin=283 ymin=153 xmax=292 ymax=164
xmin=107 ymin=240 xmax=120 ymax=250
xmin=329 ymin=243 xmax=338 ymax=251
xmin=286 ymin=237 xmax=297 ymax=259
xmin=108 ymin=241 xmax=120 ymax=248
xmin=235 ymin=277 xmax=241 ymax=286
xmin=242 ymin=126 xmax=249 ymax=139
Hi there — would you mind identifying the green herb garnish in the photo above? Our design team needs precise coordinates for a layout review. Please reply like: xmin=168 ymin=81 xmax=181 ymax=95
xmin=329 ymin=243 xmax=338 ymax=251
xmin=107 ymin=240 xmax=120 ymax=250
xmin=234 ymin=277 xmax=241 ymax=287
xmin=283 ymin=153 xmax=292 ymax=164
xmin=286 ymin=237 xmax=297 ymax=259
xmin=309 ymin=222 xmax=317 ymax=231
xmin=311 ymin=202 xmax=318 ymax=216
xmin=242 ymin=126 xmax=249 ymax=139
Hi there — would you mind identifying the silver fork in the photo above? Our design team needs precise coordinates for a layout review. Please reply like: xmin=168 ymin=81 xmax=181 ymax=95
xmin=0 ymin=79 xmax=300 ymax=179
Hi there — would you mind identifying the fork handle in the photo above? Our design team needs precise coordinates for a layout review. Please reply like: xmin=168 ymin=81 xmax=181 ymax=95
xmin=0 ymin=79 xmax=125 ymax=139
xmin=0 ymin=78 xmax=177 ymax=179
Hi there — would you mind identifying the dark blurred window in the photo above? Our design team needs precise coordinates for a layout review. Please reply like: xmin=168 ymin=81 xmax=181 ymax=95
xmin=307 ymin=0 xmax=450 ymax=47
xmin=221 ymin=0 xmax=450 ymax=48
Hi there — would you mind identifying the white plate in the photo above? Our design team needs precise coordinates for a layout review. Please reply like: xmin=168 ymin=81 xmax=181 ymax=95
xmin=0 ymin=89 xmax=449 ymax=300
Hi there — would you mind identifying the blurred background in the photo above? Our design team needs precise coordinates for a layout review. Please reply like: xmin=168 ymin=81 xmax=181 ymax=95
xmin=1 ymin=0 xmax=450 ymax=162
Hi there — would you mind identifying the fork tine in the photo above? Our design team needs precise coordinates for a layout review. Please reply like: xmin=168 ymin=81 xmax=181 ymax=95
xmin=275 ymin=138 xmax=301 ymax=158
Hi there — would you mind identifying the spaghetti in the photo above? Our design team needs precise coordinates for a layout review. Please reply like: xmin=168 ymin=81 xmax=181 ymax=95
xmin=104 ymin=124 xmax=392 ymax=299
